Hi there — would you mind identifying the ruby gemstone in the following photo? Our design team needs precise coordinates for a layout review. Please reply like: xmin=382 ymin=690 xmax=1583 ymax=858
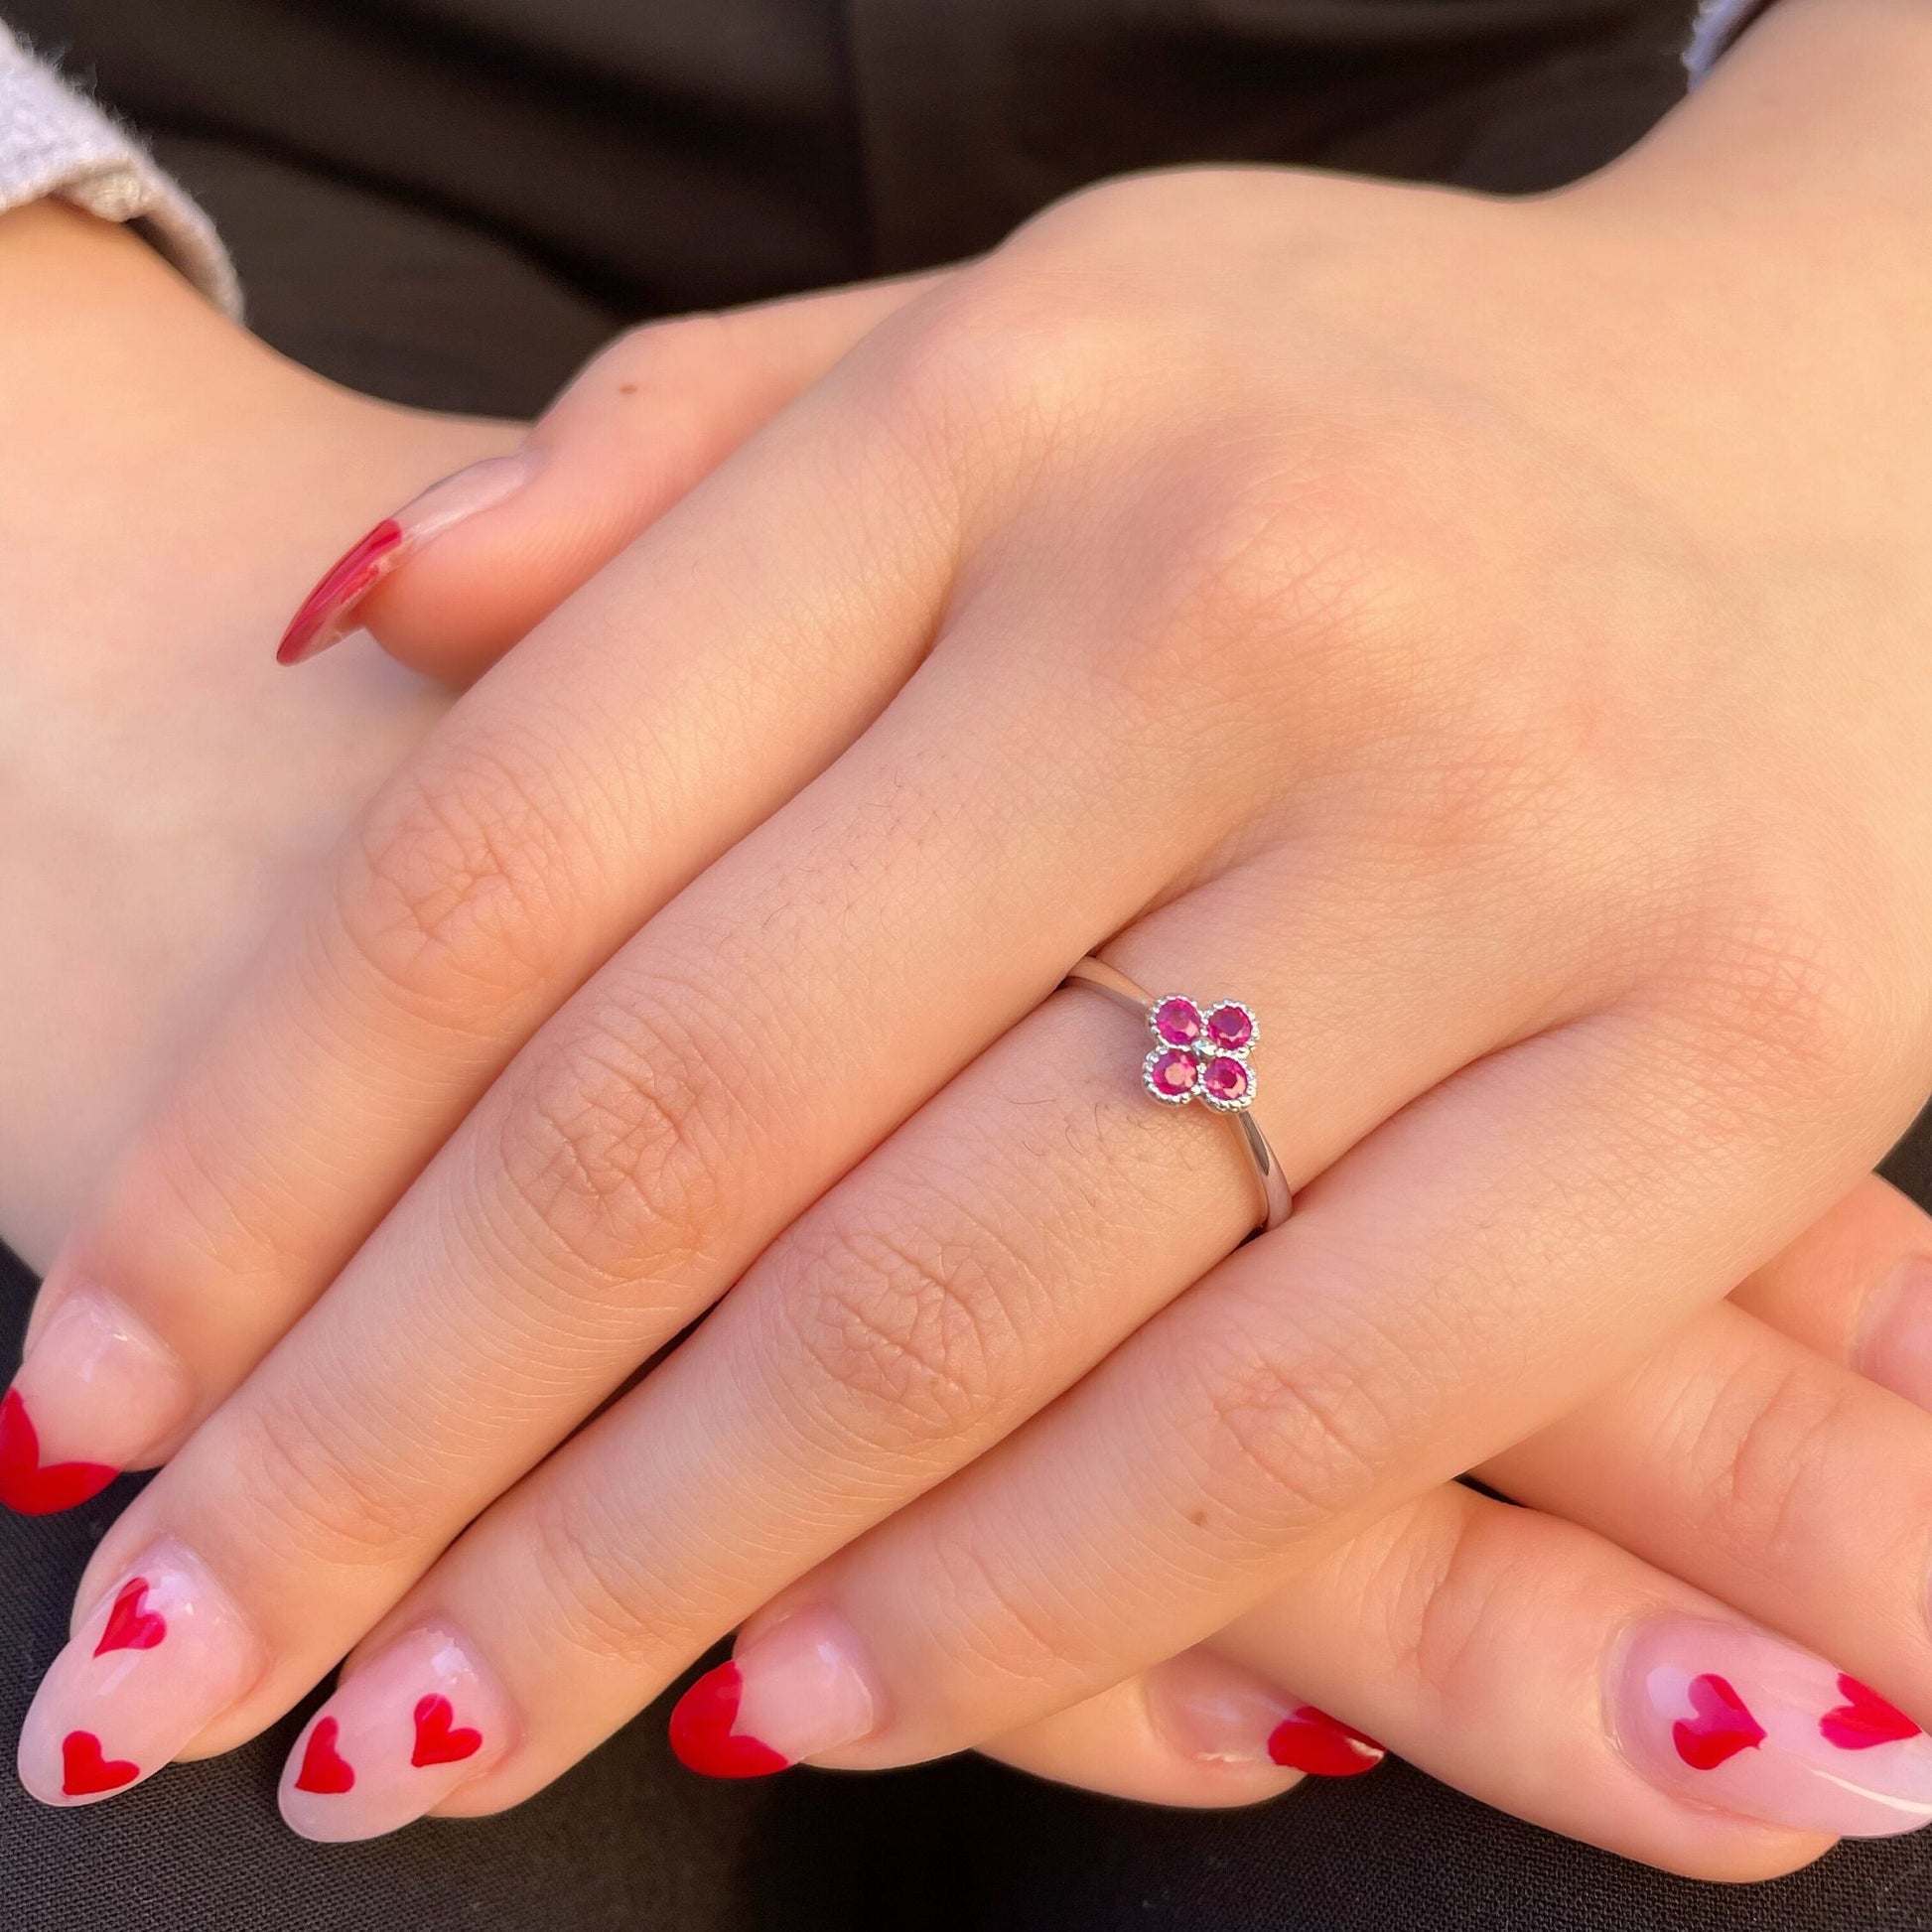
xmin=1153 ymin=998 xmax=1204 ymax=1047
xmin=1202 ymin=1056 xmax=1251 ymax=1105
xmin=1205 ymin=1004 xmax=1254 ymax=1051
xmin=1148 ymin=1048 xmax=1200 ymax=1099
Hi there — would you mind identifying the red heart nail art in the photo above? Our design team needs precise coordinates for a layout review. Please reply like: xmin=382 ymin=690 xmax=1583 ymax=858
xmin=1673 ymin=1673 xmax=1767 ymax=1770
xmin=1821 ymin=1674 xmax=1922 ymax=1751
xmin=0 ymin=1389 xmax=116 ymax=1516
xmin=1266 ymin=1706 xmax=1386 ymax=1778
xmin=669 ymin=1663 xmax=789 ymax=1778
xmin=294 ymin=1717 xmax=356 ymax=1794
xmin=94 ymin=1577 xmax=167 ymax=1657
xmin=410 ymin=1693 xmax=483 ymax=1767
xmin=61 ymin=1729 xmax=139 ymax=1796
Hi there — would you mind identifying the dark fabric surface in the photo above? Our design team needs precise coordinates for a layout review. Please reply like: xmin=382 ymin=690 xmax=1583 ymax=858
xmin=6 ymin=1 xmax=1932 ymax=1927
xmin=10 ymin=0 xmax=1695 ymax=412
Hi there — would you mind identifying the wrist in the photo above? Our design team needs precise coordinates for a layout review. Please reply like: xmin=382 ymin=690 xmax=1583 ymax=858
xmin=1597 ymin=0 xmax=1932 ymax=226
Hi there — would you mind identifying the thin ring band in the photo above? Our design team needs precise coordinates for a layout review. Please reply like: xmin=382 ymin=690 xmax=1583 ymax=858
xmin=1062 ymin=956 xmax=1293 ymax=1235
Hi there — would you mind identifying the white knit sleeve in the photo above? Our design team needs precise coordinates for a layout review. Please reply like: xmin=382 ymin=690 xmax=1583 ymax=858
xmin=0 ymin=23 xmax=238 ymax=316
xmin=1686 ymin=0 xmax=1781 ymax=83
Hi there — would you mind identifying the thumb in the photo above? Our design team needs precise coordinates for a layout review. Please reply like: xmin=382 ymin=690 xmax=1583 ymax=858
xmin=275 ymin=270 xmax=943 ymax=681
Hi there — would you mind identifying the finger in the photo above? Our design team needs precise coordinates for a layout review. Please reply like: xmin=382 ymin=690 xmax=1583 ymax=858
xmin=1476 ymin=1294 xmax=1932 ymax=1728
xmin=978 ymin=1175 xmax=1932 ymax=1813
xmin=21 ymin=500 xmax=1335 ymax=1785
xmin=23 ymin=688 xmax=1597 ymax=1816
xmin=975 ymin=1656 xmax=1313 ymax=1813
xmin=1726 ymin=1173 xmax=1932 ymax=1409
xmin=660 ymin=998 xmax=1898 ymax=1770
xmin=277 ymin=272 xmax=942 ymax=676
xmin=208 ymin=774 xmax=1620 ymax=1833
xmin=997 ymin=1484 xmax=1867 ymax=1878
xmin=16 ymin=278 xmax=970 ymax=1499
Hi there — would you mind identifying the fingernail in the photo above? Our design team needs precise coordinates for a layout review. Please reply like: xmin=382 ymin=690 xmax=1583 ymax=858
xmin=669 ymin=1608 xmax=878 ymax=1777
xmin=1856 ymin=1257 xmax=1932 ymax=1414
xmin=1610 ymin=1619 xmax=1932 ymax=1837
xmin=1146 ymin=1648 xmax=1385 ymax=1776
xmin=0 ymin=1285 xmax=190 ymax=1513
xmin=275 ymin=451 xmax=537 ymax=665
xmin=278 ymin=1624 xmax=511 ymax=1842
xmin=17 ymin=1540 xmax=262 ymax=1806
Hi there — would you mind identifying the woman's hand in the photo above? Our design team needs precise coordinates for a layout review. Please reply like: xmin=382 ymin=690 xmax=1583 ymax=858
xmin=0 ymin=198 xmax=496 ymax=1261
xmin=14 ymin=0 xmax=1932 ymax=1871
xmin=983 ymin=1173 xmax=1932 ymax=1880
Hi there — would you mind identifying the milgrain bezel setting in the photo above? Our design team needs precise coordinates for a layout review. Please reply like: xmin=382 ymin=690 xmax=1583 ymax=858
xmin=1141 ymin=995 xmax=1260 ymax=1114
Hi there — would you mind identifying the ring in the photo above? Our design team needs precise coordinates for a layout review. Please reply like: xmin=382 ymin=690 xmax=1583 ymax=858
xmin=1062 ymin=956 xmax=1293 ymax=1234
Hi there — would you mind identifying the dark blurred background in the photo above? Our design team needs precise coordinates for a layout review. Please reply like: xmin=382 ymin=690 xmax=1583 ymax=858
xmin=13 ymin=0 xmax=1695 ymax=415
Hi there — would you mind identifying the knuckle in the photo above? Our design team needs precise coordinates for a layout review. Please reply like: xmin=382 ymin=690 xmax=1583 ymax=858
xmin=489 ymin=980 xmax=737 ymax=1289
xmin=519 ymin=1486 xmax=673 ymax=1671
xmin=762 ymin=1190 xmax=1041 ymax=1455
xmin=1362 ymin=1492 xmax=1508 ymax=1695
xmin=913 ymin=1520 xmax=1081 ymax=1700
xmin=333 ymin=726 xmax=599 ymax=1035
xmin=231 ymin=1388 xmax=434 ymax=1571
xmin=1700 ymin=1358 xmax=1866 ymax=1564
xmin=879 ymin=269 xmax=1128 ymax=476
xmin=1086 ymin=446 xmax=1416 ymax=750
xmin=1359 ymin=1495 xmax=1591 ymax=1732
xmin=1178 ymin=1312 xmax=1403 ymax=1550
xmin=1671 ymin=885 xmax=1892 ymax=1123
xmin=134 ymin=1082 xmax=301 ymax=1291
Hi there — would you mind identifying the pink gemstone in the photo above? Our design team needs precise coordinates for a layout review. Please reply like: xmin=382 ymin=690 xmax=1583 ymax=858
xmin=1148 ymin=1048 xmax=1199 ymax=1099
xmin=1202 ymin=1056 xmax=1251 ymax=1105
xmin=1154 ymin=998 xmax=1204 ymax=1047
xmin=1206 ymin=1004 xmax=1254 ymax=1051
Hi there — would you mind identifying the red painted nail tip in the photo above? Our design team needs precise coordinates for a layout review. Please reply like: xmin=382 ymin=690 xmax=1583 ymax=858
xmin=294 ymin=1717 xmax=356 ymax=1795
xmin=61 ymin=1730 xmax=140 ymax=1796
xmin=669 ymin=1663 xmax=791 ymax=1779
xmin=0 ymin=1388 xmax=117 ymax=1515
xmin=275 ymin=520 xmax=405 ymax=665
xmin=1672 ymin=1673 xmax=1767 ymax=1770
xmin=1266 ymin=1706 xmax=1386 ymax=1778
xmin=94 ymin=1578 xmax=167 ymax=1657
xmin=1822 ymin=1675 xmax=1923 ymax=1751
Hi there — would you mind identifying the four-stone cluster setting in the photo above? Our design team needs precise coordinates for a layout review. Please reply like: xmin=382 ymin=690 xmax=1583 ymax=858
xmin=1143 ymin=996 xmax=1259 ymax=1114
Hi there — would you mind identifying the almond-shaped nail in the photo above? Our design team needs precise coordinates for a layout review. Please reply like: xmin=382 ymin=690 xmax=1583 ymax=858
xmin=1146 ymin=1648 xmax=1385 ymax=1776
xmin=0 ymin=1284 xmax=190 ymax=1514
xmin=279 ymin=1625 xmax=511 ymax=1842
xmin=1610 ymin=1619 xmax=1932 ymax=1838
xmin=1856 ymin=1257 xmax=1932 ymax=1414
xmin=669 ymin=1608 xmax=878 ymax=1778
xmin=17 ymin=1540 xmax=262 ymax=1805
xmin=275 ymin=452 xmax=537 ymax=665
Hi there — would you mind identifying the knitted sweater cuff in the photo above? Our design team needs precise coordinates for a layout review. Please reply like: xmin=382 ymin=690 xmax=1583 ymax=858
xmin=0 ymin=22 xmax=239 ymax=316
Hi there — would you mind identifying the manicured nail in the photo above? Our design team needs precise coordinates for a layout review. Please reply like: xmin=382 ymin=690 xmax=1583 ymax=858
xmin=1610 ymin=1619 xmax=1932 ymax=1837
xmin=669 ymin=1608 xmax=878 ymax=1777
xmin=17 ymin=1540 xmax=262 ymax=1805
xmin=279 ymin=1625 xmax=511 ymax=1842
xmin=275 ymin=452 xmax=537 ymax=665
xmin=1856 ymin=1257 xmax=1932 ymax=1414
xmin=1146 ymin=1648 xmax=1385 ymax=1776
xmin=0 ymin=1285 xmax=190 ymax=1513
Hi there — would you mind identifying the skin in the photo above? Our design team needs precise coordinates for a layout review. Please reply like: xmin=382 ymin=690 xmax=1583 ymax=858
xmin=7 ymin=0 xmax=1932 ymax=1876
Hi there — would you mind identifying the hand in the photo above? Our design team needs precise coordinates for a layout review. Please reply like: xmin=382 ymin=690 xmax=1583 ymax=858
xmin=0 ymin=199 xmax=495 ymax=1260
xmin=14 ymin=0 xmax=1932 ymax=1873
xmin=7 ymin=208 xmax=1926 ymax=1884
xmin=981 ymin=1174 xmax=1932 ymax=1883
